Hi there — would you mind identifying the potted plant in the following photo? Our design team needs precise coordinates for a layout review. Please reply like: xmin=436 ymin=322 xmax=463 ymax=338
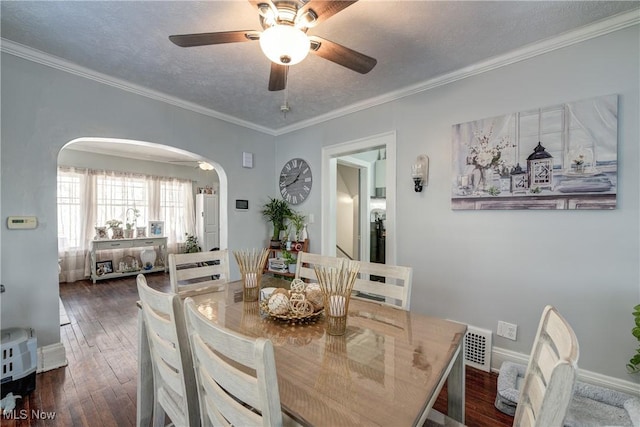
xmin=289 ymin=211 xmax=306 ymax=242
xmin=184 ymin=233 xmax=201 ymax=253
xmin=261 ymin=198 xmax=292 ymax=248
xmin=282 ymin=250 xmax=297 ymax=274
xmin=627 ymin=304 xmax=640 ymax=373
xmin=124 ymin=208 xmax=140 ymax=238
xmin=105 ymin=219 xmax=123 ymax=239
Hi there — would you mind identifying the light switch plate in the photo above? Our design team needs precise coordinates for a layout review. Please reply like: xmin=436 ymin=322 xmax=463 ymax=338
xmin=242 ymin=152 xmax=253 ymax=168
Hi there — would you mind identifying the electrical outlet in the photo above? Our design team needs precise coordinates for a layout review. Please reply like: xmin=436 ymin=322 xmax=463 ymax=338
xmin=497 ymin=321 xmax=517 ymax=341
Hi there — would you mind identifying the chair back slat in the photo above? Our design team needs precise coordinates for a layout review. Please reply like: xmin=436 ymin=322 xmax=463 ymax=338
xmin=169 ymin=249 xmax=230 ymax=296
xmin=353 ymin=260 xmax=413 ymax=310
xmin=185 ymin=298 xmax=284 ymax=427
xmin=295 ymin=252 xmax=343 ymax=282
xmin=514 ymin=305 xmax=579 ymax=427
xmin=136 ymin=274 xmax=199 ymax=426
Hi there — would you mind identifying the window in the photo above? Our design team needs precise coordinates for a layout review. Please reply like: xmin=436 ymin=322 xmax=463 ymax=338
xmin=57 ymin=172 xmax=82 ymax=249
xmin=517 ymin=106 xmax=565 ymax=168
xmin=57 ymin=167 xmax=194 ymax=251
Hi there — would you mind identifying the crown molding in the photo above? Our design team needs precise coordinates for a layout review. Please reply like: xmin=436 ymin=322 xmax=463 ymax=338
xmin=0 ymin=38 xmax=277 ymax=136
xmin=2 ymin=9 xmax=638 ymax=137
xmin=274 ymin=9 xmax=639 ymax=135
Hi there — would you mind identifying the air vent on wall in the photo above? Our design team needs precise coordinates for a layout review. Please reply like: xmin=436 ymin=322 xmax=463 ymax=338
xmin=464 ymin=326 xmax=492 ymax=372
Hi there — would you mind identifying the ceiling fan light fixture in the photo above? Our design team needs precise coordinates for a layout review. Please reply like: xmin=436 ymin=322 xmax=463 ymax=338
xmin=259 ymin=24 xmax=310 ymax=65
xmin=198 ymin=161 xmax=214 ymax=171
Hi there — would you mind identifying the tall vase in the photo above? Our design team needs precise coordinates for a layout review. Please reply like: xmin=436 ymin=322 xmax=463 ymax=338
xmin=472 ymin=167 xmax=486 ymax=191
xmin=301 ymin=224 xmax=308 ymax=241
xmin=140 ymin=249 xmax=157 ymax=270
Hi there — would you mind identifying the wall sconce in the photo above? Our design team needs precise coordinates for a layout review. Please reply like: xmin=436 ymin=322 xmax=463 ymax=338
xmin=411 ymin=155 xmax=429 ymax=192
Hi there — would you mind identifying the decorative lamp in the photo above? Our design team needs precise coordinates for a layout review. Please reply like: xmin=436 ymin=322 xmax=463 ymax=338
xmin=259 ymin=24 xmax=310 ymax=65
xmin=510 ymin=163 xmax=528 ymax=194
xmin=411 ymin=155 xmax=429 ymax=192
xmin=526 ymin=142 xmax=553 ymax=191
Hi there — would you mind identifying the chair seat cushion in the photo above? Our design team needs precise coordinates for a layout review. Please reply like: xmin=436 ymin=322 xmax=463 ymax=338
xmin=495 ymin=362 xmax=639 ymax=426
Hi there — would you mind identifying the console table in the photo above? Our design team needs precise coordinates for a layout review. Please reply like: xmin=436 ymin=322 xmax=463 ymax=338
xmin=90 ymin=237 xmax=167 ymax=283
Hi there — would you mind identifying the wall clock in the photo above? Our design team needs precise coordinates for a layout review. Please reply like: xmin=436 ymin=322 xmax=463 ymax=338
xmin=279 ymin=158 xmax=312 ymax=205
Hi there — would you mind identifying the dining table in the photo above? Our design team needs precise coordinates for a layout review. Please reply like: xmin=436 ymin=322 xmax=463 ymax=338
xmin=137 ymin=277 xmax=467 ymax=427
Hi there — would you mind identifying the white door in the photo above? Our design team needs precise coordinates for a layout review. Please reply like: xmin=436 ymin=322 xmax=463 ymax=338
xmin=196 ymin=193 xmax=219 ymax=251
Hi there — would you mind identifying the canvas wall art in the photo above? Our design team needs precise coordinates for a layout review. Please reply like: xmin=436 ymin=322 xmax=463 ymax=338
xmin=451 ymin=94 xmax=617 ymax=210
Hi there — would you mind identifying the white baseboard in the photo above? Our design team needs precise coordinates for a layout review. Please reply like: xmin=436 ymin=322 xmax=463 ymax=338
xmin=492 ymin=346 xmax=640 ymax=397
xmin=37 ymin=342 xmax=68 ymax=373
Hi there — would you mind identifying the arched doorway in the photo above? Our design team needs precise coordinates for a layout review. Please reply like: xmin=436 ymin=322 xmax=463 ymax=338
xmin=56 ymin=137 xmax=228 ymax=284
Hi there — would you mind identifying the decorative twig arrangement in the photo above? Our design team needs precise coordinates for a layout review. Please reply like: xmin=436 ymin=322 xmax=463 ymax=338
xmin=314 ymin=260 xmax=360 ymax=335
xmin=233 ymin=248 xmax=270 ymax=301
xmin=233 ymin=248 xmax=270 ymax=275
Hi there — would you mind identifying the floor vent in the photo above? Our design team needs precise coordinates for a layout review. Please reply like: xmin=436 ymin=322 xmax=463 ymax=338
xmin=464 ymin=326 xmax=492 ymax=372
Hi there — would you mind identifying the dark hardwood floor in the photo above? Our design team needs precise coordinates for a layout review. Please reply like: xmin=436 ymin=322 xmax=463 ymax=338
xmin=2 ymin=274 xmax=514 ymax=427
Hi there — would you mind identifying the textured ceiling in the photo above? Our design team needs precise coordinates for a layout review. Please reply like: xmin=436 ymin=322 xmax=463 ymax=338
xmin=1 ymin=1 xmax=638 ymax=137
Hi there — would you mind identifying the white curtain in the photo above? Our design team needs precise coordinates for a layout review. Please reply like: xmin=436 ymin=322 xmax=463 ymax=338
xmin=57 ymin=167 xmax=195 ymax=282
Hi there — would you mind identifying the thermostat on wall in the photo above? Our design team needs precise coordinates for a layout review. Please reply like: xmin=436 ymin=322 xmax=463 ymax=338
xmin=235 ymin=200 xmax=249 ymax=210
xmin=7 ymin=216 xmax=38 ymax=229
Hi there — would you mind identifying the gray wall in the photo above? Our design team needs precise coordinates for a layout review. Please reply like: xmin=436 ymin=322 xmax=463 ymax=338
xmin=275 ymin=26 xmax=640 ymax=382
xmin=1 ymin=53 xmax=275 ymax=348
xmin=1 ymin=24 xmax=638 ymax=384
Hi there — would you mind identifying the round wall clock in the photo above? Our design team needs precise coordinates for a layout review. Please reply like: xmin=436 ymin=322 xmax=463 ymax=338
xmin=279 ymin=158 xmax=312 ymax=205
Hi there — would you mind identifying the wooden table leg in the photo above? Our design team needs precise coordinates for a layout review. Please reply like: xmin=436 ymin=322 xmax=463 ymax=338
xmin=447 ymin=344 xmax=466 ymax=423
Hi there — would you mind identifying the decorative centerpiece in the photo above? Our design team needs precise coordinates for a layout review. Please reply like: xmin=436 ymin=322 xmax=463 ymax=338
xmin=124 ymin=208 xmax=140 ymax=238
xmin=466 ymin=126 xmax=514 ymax=193
xmin=106 ymin=219 xmax=123 ymax=239
xmin=260 ymin=279 xmax=324 ymax=322
xmin=140 ymin=249 xmax=156 ymax=270
xmin=314 ymin=260 xmax=360 ymax=336
xmin=233 ymin=248 xmax=270 ymax=302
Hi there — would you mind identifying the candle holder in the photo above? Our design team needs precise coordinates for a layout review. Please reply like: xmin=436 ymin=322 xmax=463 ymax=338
xmin=233 ymin=248 xmax=270 ymax=302
xmin=314 ymin=260 xmax=360 ymax=336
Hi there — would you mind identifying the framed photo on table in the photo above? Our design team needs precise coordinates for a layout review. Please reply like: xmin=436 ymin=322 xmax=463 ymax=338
xmin=96 ymin=260 xmax=113 ymax=276
xmin=149 ymin=221 xmax=164 ymax=237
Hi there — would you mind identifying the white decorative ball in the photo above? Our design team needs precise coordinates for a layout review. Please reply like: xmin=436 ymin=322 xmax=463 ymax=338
xmin=268 ymin=293 xmax=290 ymax=315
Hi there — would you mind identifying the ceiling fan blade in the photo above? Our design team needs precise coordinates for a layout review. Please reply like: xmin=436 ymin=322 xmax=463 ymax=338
xmin=268 ymin=63 xmax=287 ymax=91
xmin=308 ymin=36 xmax=376 ymax=74
xmin=298 ymin=1 xmax=358 ymax=27
xmin=169 ymin=30 xmax=260 ymax=47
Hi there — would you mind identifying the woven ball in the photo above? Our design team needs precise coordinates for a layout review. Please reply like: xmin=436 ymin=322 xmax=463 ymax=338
xmin=273 ymin=288 xmax=289 ymax=297
xmin=289 ymin=292 xmax=306 ymax=303
xmin=290 ymin=279 xmax=306 ymax=293
xmin=306 ymin=283 xmax=321 ymax=292
xmin=305 ymin=288 xmax=324 ymax=311
xmin=291 ymin=299 xmax=314 ymax=316
xmin=267 ymin=293 xmax=290 ymax=315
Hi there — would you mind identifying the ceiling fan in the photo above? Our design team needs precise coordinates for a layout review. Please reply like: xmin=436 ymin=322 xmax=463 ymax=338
xmin=169 ymin=160 xmax=215 ymax=170
xmin=169 ymin=0 xmax=377 ymax=91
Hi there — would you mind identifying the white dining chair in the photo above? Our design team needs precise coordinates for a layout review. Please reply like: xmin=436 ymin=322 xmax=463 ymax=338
xmin=427 ymin=305 xmax=579 ymax=427
xmin=184 ymin=297 xmax=299 ymax=427
xmin=136 ymin=274 xmax=199 ymax=427
xmin=169 ymin=249 xmax=230 ymax=297
xmin=352 ymin=260 xmax=413 ymax=310
xmin=294 ymin=251 xmax=343 ymax=282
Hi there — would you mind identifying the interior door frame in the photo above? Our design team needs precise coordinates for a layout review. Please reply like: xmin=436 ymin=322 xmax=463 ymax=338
xmin=321 ymin=131 xmax=396 ymax=266
xmin=337 ymin=156 xmax=371 ymax=262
